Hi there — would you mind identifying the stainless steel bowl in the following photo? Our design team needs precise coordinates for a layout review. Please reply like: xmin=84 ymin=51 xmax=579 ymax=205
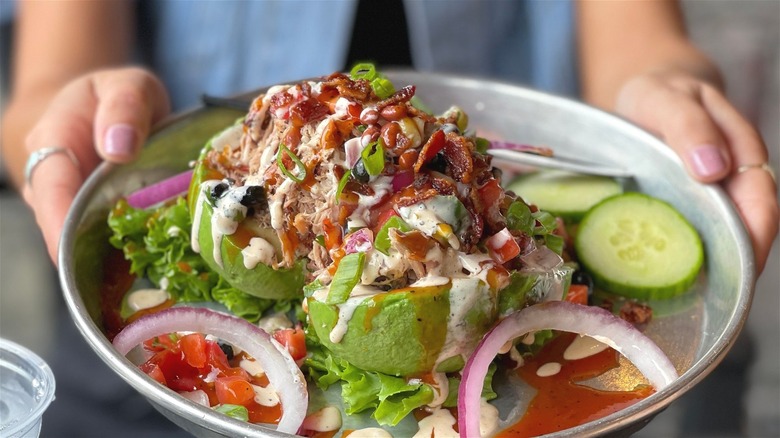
xmin=59 ymin=70 xmax=756 ymax=437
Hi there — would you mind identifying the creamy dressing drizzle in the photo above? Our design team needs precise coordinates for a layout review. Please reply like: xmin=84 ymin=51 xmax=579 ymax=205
xmin=563 ymin=334 xmax=609 ymax=360
xmin=413 ymin=402 xmax=499 ymax=438
xmin=302 ymin=406 xmax=342 ymax=432
xmin=347 ymin=176 xmax=393 ymax=229
xmin=536 ymin=362 xmax=562 ymax=377
xmin=125 ymin=288 xmax=169 ymax=312
xmin=251 ymin=383 xmax=280 ymax=407
xmin=242 ymin=237 xmax=276 ymax=269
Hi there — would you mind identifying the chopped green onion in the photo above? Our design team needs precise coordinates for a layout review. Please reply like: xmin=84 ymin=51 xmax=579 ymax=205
xmin=532 ymin=210 xmax=558 ymax=234
xmin=361 ymin=140 xmax=385 ymax=176
xmin=350 ymin=63 xmax=377 ymax=80
xmin=315 ymin=235 xmax=326 ymax=247
xmin=374 ymin=216 xmax=412 ymax=255
xmin=506 ymin=201 xmax=535 ymax=235
xmin=303 ymin=279 xmax=325 ymax=297
xmin=214 ymin=404 xmax=249 ymax=421
xmin=371 ymin=77 xmax=395 ymax=99
xmin=335 ymin=170 xmax=351 ymax=204
xmin=326 ymin=252 xmax=365 ymax=304
xmin=475 ymin=137 xmax=490 ymax=154
xmin=276 ymin=143 xmax=307 ymax=184
xmin=544 ymin=234 xmax=564 ymax=255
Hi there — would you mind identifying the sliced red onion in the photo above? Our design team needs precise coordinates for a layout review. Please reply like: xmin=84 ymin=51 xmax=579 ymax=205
xmin=344 ymin=137 xmax=363 ymax=168
xmin=520 ymin=246 xmax=563 ymax=272
xmin=113 ymin=307 xmax=307 ymax=434
xmin=180 ymin=389 xmax=210 ymax=407
xmin=127 ymin=170 xmax=194 ymax=209
xmin=458 ymin=301 xmax=678 ymax=438
xmin=489 ymin=141 xmax=554 ymax=157
xmin=344 ymin=228 xmax=374 ymax=254
xmin=392 ymin=170 xmax=414 ymax=193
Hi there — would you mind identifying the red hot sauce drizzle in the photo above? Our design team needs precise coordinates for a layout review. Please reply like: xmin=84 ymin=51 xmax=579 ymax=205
xmin=498 ymin=332 xmax=654 ymax=437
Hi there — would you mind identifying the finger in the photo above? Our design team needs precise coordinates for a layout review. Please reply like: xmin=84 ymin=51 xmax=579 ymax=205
xmin=617 ymin=77 xmax=731 ymax=183
xmin=92 ymin=67 xmax=171 ymax=163
xmin=724 ymin=169 xmax=779 ymax=274
xmin=25 ymin=154 xmax=84 ymax=264
xmin=700 ymin=85 xmax=769 ymax=168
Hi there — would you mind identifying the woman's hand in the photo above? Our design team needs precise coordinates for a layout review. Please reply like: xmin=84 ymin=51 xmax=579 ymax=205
xmin=615 ymin=70 xmax=779 ymax=273
xmin=20 ymin=67 xmax=171 ymax=263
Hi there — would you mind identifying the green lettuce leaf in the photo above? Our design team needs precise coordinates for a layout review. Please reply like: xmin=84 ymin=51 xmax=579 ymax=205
xmin=108 ymin=197 xmax=279 ymax=321
xmin=305 ymin=346 xmax=435 ymax=426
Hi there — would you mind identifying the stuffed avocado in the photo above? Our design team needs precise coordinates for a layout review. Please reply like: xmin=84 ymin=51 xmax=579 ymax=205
xmin=185 ymin=65 xmax=568 ymax=381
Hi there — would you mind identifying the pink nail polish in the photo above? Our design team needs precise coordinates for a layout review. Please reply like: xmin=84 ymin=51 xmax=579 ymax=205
xmin=104 ymin=124 xmax=137 ymax=157
xmin=688 ymin=146 xmax=726 ymax=177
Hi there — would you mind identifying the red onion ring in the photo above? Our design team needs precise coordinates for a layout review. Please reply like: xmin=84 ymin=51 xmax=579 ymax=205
xmin=113 ymin=307 xmax=308 ymax=434
xmin=126 ymin=170 xmax=194 ymax=209
xmin=458 ymin=301 xmax=678 ymax=438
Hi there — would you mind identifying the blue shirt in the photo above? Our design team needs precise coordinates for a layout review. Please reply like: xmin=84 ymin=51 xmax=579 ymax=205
xmin=140 ymin=0 xmax=577 ymax=110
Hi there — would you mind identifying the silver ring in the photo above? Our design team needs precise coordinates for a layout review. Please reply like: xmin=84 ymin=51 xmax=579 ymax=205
xmin=24 ymin=147 xmax=81 ymax=187
xmin=736 ymin=162 xmax=776 ymax=183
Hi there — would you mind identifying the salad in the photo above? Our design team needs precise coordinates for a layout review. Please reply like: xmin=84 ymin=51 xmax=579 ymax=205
xmin=105 ymin=65 xmax=701 ymax=437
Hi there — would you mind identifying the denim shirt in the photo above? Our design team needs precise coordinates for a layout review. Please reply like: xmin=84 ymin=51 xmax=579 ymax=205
xmin=140 ymin=0 xmax=577 ymax=110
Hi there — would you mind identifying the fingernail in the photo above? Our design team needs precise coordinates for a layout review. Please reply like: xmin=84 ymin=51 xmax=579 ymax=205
xmin=104 ymin=124 xmax=138 ymax=157
xmin=688 ymin=145 xmax=726 ymax=177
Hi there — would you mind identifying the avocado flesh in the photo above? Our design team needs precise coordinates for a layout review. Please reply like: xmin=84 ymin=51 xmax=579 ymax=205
xmin=307 ymin=279 xmax=497 ymax=377
xmin=188 ymin=126 xmax=305 ymax=300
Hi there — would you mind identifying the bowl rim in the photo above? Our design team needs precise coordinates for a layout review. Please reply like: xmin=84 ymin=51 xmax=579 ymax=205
xmin=58 ymin=69 xmax=756 ymax=438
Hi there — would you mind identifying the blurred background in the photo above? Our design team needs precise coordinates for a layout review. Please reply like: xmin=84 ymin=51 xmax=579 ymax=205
xmin=1 ymin=1 xmax=778 ymax=437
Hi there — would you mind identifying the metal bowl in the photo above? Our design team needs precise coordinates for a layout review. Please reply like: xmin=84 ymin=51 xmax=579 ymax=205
xmin=59 ymin=70 xmax=755 ymax=437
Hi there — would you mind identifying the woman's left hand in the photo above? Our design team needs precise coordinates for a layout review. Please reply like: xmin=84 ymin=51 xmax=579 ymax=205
xmin=615 ymin=70 xmax=778 ymax=274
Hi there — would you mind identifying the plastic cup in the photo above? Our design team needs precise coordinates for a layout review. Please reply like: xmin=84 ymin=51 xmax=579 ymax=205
xmin=0 ymin=338 xmax=56 ymax=438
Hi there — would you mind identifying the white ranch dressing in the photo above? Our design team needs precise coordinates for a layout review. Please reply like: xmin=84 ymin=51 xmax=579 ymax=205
xmin=326 ymin=285 xmax=382 ymax=343
xmin=412 ymin=408 xmax=458 ymax=438
xmin=432 ymin=277 xmax=493 ymax=400
xmin=346 ymin=176 xmax=393 ymax=228
xmin=301 ymin=406 xmax=342 ymax=432
xmin=239 ymin=358 xmax=265 ymax=378
xmin=563 ymin=334 xmax=609 ymax=360
xmin=350 ymin=428 xmax=393 ymax=438
xmin=125 ymin=288 xmax=169 ymax=313
xmin=536 ymin=362 xmax=562 ymax=377
xmin=242 ymin=237 xmax=276 ymax=269
xmin=251 ymin=383 xmax=280 ymax=407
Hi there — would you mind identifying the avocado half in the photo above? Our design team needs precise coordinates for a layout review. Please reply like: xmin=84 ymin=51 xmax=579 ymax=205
xmin=307 ymin=278 xmax=497 ymax=376
xmin=188 ymin=126 xmax=306 ymax=300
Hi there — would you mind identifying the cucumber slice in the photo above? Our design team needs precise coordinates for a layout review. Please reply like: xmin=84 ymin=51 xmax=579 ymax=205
xmin=574 ymin=193 xmax=703 ymax=300
xmin=506 ymin=170 xmax=623 ymax=222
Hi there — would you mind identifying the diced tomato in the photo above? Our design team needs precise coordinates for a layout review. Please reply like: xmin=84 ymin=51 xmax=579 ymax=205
xmin=565 ymin=284 xmax=589 ymax=305
xmin=478 ymin=179 xmax=503 ymax=208
xmin=273 ymin=327 xmax=307 ymax=361
xmin=414 ymin=129 xmax=445 ymax=172
xmin=139 ymin=362 xmax=167 ymax=385
xmin=374 ymin=207 xmax=400 ymax=233
xmin=150 ymin=348 xmax=201 ymax=392
xmin=180 ymin=333 xmax=208 ymax=369
xmin=216 ymin=376 xmax=255 ymax=406
xmin=486 ymin=228 xmax=521 ymax=264
xmin=205 ymin=340 xmax=231 ymax=372
xmin=143 ymin=333 xmax=179 ymax=353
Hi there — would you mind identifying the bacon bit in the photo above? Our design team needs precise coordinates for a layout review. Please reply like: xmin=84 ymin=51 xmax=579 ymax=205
xmin=322 ymin=73 xmax=373 ymax=101
xmin=619 ymin=301 xmax=653 ymax=326
xmin=442 ymin=132 xmax=475 ymax=183
xmin=290 ymin=99 xmax=329 ymax=127
xmin=320 ymin=119 xmax=354 ymax=150
xmin=376 ymin=85 xmax=416 ymax=110
xmin=393 ymin=186 xmax=439 ymax=208
xmin=391 ymin=229 xmax=434 ymax=262
xmin=406 ymin=105 xmax=438 ymax=123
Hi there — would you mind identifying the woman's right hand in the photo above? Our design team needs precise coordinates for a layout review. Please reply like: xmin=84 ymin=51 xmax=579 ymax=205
xmin=21 ymin=67 xmax=171 ymax=263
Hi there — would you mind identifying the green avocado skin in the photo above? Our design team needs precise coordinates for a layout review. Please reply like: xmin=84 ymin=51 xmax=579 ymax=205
xmin=308 ymin=281 xmax=497 ymax=377
xmin=195 ymin=199 xmax=305 ymax=300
